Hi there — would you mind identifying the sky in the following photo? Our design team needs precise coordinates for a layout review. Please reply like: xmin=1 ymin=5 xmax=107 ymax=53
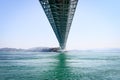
xmin=0 ymin=0 xmax=120 ymax=50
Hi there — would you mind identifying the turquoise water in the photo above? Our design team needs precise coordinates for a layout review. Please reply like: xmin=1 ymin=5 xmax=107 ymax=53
xmin=0 ymin=51 xmax=120 ymax=80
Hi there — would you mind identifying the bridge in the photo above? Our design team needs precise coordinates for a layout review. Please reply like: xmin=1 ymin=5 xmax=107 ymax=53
xmin=39 ymin=0 xmax=78 ymax=50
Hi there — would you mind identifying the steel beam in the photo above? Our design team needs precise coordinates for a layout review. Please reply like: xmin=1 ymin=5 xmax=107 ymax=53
xmin=39 ymin=0 xmax=78 ymax=50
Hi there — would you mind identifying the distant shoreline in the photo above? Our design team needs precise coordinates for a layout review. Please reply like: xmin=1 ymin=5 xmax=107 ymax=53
xmin=0 ymin=47 xmax=60 ymax=52
xmin=0 ymin=47 xmax=120 ymax=53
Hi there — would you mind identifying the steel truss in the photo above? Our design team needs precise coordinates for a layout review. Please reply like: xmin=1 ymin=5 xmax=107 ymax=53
xmin=39 ymin=0 xmax=78 ymax=49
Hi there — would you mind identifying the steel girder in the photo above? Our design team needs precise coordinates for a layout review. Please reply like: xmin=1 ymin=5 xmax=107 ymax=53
xmin=39 ymin=0 xmax=78 ymax=49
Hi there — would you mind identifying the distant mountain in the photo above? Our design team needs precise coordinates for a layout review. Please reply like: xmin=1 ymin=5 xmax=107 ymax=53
xmin=0 ymin=47 xmax=60 ymax=52
xmin=27 ymin=47 xmax=59 ymax=52
xmin=0 ymin=48 xmax=25 ymax=52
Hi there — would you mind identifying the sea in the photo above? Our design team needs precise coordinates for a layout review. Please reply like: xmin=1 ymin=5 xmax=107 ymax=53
xmin=0 ymin=51 xmax=120 ymax=80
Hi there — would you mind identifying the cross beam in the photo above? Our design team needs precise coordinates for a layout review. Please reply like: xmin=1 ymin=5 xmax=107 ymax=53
xmin=39 ymin=0 xmax=78 ymax=50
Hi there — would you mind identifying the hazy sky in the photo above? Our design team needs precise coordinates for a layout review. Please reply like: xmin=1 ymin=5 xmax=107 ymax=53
xmin=0 ymin=0 xmax=120 ymax=50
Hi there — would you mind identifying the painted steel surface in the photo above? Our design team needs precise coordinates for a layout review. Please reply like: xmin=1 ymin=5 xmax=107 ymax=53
xmin=39 ymin=0 xmax=78 ymax=49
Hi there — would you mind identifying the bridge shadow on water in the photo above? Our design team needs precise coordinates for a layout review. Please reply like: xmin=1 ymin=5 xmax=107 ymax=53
xmin=41 ymin=52 xmax=72 ymax=80
xmin=53 ymin=52 xmax=71 ymax=80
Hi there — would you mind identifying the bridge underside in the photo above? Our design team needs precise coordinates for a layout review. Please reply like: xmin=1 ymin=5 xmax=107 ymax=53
xmin=39 ymin=0 xmax=78 ymax=49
